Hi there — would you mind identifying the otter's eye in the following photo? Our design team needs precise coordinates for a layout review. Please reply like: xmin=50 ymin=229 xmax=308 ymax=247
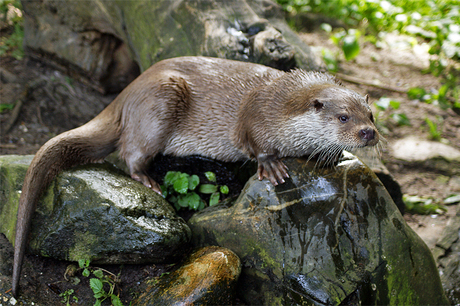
xmin=339 ymin=115 xmax=349 ymax=123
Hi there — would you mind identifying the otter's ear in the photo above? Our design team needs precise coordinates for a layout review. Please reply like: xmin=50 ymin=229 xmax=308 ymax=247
xmin=364 ymin=94 xmax=370 ymax=105
xmin=313 ymin=99 xmax=324 ymax=111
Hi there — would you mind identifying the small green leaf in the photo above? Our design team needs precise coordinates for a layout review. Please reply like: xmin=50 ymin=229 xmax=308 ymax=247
xmin=209 ymin=192 xmax=220 ymax=206
xmin=173 ymin=174 xmax=189 ymax=194
xmin=0 ymin=103 xmax=14 ymax=113
xmin=438 ymin=84 xmax=448 ymax=98
xmin=425 ymin=117 xmax=442 ymax=140
xmin=164 ymin=171 xmax=180 ymax=187
xmin=187 ymin=192 xmax=202 ymax=210
xmin=199 ymin=184 xmax=218 ymax=194
xmin=82 ymin=268 xmax=90 ymax=277
xmin=93 ymin=269 xmax=104 ymax=279
xmin=391 ymin=113 xmax=411 ymax=126
xmin=177 ymin=192 xmax=201 ymax=210
xmin=78 ymin=259 xmax=86 ymax=268
xmin=160 ymin=185 xmax=168 ymax=197
xmin=90 ymin=278 xmax=104 ymax=294
xmin=111 ymin=295 xmax=124 ymax=306
xmin=389 ymin=100 xmax=400 ymax=110
xmin=94 ymin=300 xmax=102 ymax=306
xmin=177 ymin=195 xmax=191 ymax=208
xmin=204 ymin=171 xmax=216 ymax=182
xmin=188 ymin=175 xmax=200 ymax=190
xmin=407 ymin=87 xmax=426 ymax=100
xmin=220 ymin=185 xmax=229 ymax=194
xmin=342 ymin=35 xmax=360 ymax=61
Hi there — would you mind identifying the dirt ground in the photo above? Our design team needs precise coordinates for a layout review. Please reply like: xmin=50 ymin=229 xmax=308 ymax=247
xmin=1 ymin=28 xmax=459 ymax=304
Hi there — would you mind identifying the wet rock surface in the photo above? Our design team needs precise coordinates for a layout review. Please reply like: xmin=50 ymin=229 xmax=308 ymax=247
xmin=0 ymin=155 xmax=191 ymax=264
xmin=189 ymin=154 xmax=449 ymax=305
xmin=0 ymin=153 xmax=452 ymax=305
xmin=133 ymin=246 xmax=241 ymax=305
xmin=433 ymin=204 xmax=460 ymax=305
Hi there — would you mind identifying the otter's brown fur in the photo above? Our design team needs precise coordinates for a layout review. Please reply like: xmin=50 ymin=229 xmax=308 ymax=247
xmin=12 ymin=56 xmax=379 ymax=296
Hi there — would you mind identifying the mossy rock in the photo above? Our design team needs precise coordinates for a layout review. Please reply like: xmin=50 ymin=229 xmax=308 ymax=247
xmin=0 ymin=155 xmax=191 ymax=264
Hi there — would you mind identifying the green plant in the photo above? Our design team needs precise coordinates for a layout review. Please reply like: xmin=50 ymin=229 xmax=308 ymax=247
xmin=374 ymin=97 xmax=410 ymax=132
xmin=408 ymin=84 xmax=458 ymax=110
xmin=403 ymin=194 xmax=447 ymax=215
xmin=59 ymin=289 xmax=78 ymax=306
xmin=0 ymin=0 xmax=24 ymax=60
xmin=330 ymin=28 xmax=362 ymax=61
xmin=0 ymin=103 xmax=14 ymax=113
xmin=424 ymin=117 xmax=443 ymax=141
xmin=161 ymin=171 xmax=229 ymax=211
xmin=77 ymin=259 xmax=124 ymax=306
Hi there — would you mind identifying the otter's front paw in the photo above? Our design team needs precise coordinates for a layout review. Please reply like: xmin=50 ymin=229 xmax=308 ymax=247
xmin=257 ymin=154 xmax=289 ymax=185
xmin=131 ymin=172 xmax=162 ymax=194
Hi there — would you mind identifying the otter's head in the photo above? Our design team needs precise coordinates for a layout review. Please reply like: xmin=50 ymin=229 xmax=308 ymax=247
xmin=278 ymin=83 xmax=379 ymax=162
xmin=310 ymin=85 xmax=379 ymax=147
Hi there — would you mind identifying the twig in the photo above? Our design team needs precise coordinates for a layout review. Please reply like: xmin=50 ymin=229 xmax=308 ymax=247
xmin=336 ymin=72 xmax=458 ymax=103
xmin=4 ymin=90 xmax=26 ymax=133
xmin=335 ymin=72 xmax=408 ymax=93
xmin=0 ymin=144 xmax=18 ymax=149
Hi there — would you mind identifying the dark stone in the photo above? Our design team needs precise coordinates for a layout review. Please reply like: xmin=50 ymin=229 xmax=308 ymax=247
xmin=189 ymin=153 xmax=449 ymax=305
xmin=0 ymin=155 xmax=191 ymax=265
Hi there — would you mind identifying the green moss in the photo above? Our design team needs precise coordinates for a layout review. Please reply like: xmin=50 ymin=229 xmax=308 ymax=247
xmin=68 ymin=231 xmax=99 ymax=261
xmin=0 ymin=155 xmax=33 ymax=244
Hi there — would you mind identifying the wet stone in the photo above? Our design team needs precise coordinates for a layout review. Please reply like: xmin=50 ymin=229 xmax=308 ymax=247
xmin=132 ymin=246 xmax=241 ymax=305
xmin=189 ymin=153 xmax=449 ymax=305
xmin=0 ymin=155 xmax=191 ymax=264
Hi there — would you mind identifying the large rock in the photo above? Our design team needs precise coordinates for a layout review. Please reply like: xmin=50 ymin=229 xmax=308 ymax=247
xmin=21 ymin=0 xmax=323 ymax=93
xmin=189 ymin=154 xmax=449 ymax=305
xmin=0 ymin=155 xmax=191 ymax=264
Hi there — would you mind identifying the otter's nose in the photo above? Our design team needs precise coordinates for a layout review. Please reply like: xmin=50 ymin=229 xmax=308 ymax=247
xmin=359 ymin=128 xmax=375 ymax=141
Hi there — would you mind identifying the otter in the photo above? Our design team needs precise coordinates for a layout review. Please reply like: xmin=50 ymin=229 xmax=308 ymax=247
xmin=12 ymin=56 xmax=379 ymax=296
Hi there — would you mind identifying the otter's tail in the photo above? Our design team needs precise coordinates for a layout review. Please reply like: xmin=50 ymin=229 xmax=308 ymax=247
xmin=12 ymin=102 xmax=122 ymax=297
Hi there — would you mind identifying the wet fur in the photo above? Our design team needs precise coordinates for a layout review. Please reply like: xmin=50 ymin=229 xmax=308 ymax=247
xmin=12 ymin=56 xmax=378 ymax=296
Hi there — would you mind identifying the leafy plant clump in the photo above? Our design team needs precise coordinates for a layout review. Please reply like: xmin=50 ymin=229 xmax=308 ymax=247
xmin=403 ymin=194 xmax=447 ymax=215
xmin=78 ymin=259 xmax=124 ymax=306
xmin=59 ymin=289 xmax=78 ymax=306
xmin=161 ymin=171 xmax=229 ymax=211
xmin=373 ymin=97 xmax=410 ymax=134
xmin=0 ymin=0 xmax=24 ymax=60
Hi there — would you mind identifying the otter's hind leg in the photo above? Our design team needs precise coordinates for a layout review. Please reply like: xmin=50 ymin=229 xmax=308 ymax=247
xmin=123 ymin=149 xmax=163 ymax=194
xmin=119 ymin=126 xmax=168 ymax=195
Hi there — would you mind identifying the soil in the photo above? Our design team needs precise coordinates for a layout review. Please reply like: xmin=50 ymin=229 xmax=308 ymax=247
xmin=1 ymin=27 xmax=459 ymax=305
